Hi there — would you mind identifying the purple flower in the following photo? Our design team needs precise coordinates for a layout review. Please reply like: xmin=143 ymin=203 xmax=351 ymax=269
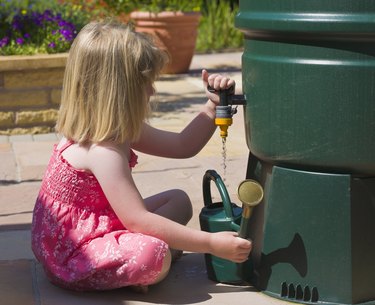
xmin=12 ymin=20 xmax=22 ymax=31
xmin=16 ymin=37 xmax=24 ymax=45
xmin=32 ymin=12 xmax=43 ymax=26
xmin=58 ymin=20 xmax=67 ymax=27
xmin=59 ymin=29 xmax=74 ymax=41
xmin=0 ymin=36 xmax=10 ymax=48
xmin=42 ymin=10 xmax=54 ymax=22
xmin=3 ymin=8 xmax=79 ymax=53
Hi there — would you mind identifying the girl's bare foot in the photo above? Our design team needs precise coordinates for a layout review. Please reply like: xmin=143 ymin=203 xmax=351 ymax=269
xmin=130 ymin=285 xmax=149 ymax=294
xmin=171 ymin=249 xmax=183 ymax=262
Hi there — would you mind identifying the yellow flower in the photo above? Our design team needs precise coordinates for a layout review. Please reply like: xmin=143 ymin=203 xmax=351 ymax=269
xmin=21 ymin=9 xmax=27 ymax=15
xmin=73 ymin=5 xmax=82 ymax=11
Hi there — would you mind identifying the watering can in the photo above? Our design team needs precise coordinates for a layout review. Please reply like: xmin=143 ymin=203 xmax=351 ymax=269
xmin=199 ymin=169 xmax=263 ymax=284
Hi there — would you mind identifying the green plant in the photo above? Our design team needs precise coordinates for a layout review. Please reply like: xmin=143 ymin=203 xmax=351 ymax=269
xmin=96 ymin=0 xmax=135 ymax=15
xmin=100 ymin=0 xmax=202 ymax=15
xmin=135 ymin=0 xmax=202 ymax=12
xmin=196 ymin=0 xmax=243 ymax=52
xmin=0 ymin=0 xmax=92 ymax=55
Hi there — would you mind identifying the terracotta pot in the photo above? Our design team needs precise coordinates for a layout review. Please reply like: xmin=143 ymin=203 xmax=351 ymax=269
xmin=130 ymin=11 xmax=201 ymax=74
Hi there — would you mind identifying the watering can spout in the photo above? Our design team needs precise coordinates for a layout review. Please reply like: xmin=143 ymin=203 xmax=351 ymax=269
xmin=237 ymin=179 xmax=264 ymax=239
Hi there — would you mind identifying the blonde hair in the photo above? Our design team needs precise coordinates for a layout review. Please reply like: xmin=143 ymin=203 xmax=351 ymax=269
xmin=56 ymin=21 xmax=168 ymax=144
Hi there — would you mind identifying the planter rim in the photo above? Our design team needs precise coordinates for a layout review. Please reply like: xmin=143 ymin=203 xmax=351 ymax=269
xmin=0 ymin=53 xmax=68 ymax=72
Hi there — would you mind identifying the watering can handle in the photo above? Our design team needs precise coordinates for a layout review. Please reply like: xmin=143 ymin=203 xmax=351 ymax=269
xmin=202 ymin=170 xmax=234 ymax=219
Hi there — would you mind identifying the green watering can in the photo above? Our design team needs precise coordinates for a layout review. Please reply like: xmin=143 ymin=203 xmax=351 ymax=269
xmin=199 ymin=169 xmax=263 ymax=284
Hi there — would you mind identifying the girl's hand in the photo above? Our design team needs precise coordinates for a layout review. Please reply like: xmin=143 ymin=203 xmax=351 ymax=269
xmin=209 ymin=231 xmax=252 ymax=263
xmin=202 ymin=69 xmax=235 ymax=105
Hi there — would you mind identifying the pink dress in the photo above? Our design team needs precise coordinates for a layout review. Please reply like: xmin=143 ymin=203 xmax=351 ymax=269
xmin=31 ymin=141 xmax=168 ymax=291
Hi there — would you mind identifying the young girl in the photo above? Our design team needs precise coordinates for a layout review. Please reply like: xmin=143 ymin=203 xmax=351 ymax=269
xmin=31 ymin=20 xmax=251 ymax=292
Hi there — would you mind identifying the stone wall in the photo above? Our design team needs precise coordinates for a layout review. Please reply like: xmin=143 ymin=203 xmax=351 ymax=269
xmin=0 ymin=53 xmax=67 ymax=135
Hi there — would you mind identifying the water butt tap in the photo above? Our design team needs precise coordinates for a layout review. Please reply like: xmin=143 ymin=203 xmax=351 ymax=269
xmin=208 ymin=85 xmax=247 ymax=139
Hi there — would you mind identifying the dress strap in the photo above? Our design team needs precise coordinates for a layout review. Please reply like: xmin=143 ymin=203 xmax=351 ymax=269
xmin=129 ymin=149 xmax=138 ymax=168
xmin=58 ymin=139 xmax=75 ymax=154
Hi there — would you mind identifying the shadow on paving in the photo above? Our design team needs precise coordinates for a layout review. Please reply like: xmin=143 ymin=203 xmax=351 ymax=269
xmin=35 ymin=253 xmax=257 ymax=305
xmin=151 ymin=96 xmax=206 ymax=113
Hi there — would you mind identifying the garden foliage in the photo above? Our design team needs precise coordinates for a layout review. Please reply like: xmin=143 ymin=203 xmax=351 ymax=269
xmin=0 ymin=0 xmax=242 ymax=56
xmin=0 ymin=0 xmax=92 ymax=55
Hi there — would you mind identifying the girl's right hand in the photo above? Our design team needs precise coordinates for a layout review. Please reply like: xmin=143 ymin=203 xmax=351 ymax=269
xmin=209 ymin=231 xmax=252 ymax=263
xmin=202 ymin=69 xmax=235 ymax=105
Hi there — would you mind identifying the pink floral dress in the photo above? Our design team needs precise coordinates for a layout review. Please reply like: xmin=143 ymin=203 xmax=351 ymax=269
xmin=31 ymin=140 xmax=168 ymax=291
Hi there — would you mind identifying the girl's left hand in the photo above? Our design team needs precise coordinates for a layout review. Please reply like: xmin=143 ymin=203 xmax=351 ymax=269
xmin=202 ymin=69 xmax=235 ymax=104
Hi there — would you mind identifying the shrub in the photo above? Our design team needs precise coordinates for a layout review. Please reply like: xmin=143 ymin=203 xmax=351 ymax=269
xmin=100 ymin=0 xmax=202 ymax=15
xmin=0 ymin=0 xmax=242 ymax=55
xmin=196 ymin=0 xmax=243 ymax=52
xmin=133 ymin=0 xmax=202 ymax=13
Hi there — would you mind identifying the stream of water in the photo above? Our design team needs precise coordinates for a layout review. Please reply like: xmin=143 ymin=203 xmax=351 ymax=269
xmin=221 ymin=137 xmax=227 ymax=183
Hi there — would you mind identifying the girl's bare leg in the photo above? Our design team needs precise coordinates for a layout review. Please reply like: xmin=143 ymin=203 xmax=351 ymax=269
xmin=131 ymin=250 xmax=172 ymax=293
xmin=144 ymin=189 xmax=193 ymax=226
xmin=131 ymin=189 xmax=192 ymax=292
xmin=145 ymin=189 xmax=193 ymax=262
xmin=152 ymin=249 xmax=172 ymax=284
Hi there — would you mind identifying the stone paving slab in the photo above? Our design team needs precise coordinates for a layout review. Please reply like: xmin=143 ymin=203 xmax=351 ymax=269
xmin=0 ymin=230 xmax=33 ymax=259
xmin=0 ymin=143 xmax=18 ymax=181
xmin=0 ymin=182 xmax=40 ymax=230
xmin=0 ymin=260 xmax=36 ymax=305
xmin=12 ymin=141 xmax=55 ymax=182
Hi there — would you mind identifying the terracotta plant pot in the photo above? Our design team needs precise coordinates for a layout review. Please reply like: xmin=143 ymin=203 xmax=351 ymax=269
xmin=130 ymin=11 xmax=201 ymax=74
